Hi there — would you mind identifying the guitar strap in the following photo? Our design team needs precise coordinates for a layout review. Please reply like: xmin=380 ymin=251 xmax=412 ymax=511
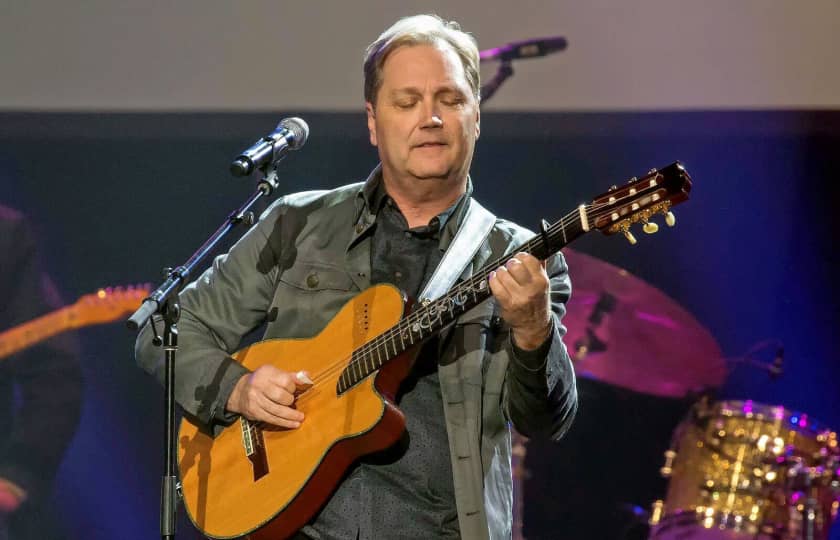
xmin=419 ymin=197 xmax=496 ymax=303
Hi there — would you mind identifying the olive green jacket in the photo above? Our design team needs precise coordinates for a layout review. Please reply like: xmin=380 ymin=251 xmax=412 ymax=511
xmin=135 ymin=170 xmax=577 ymax=540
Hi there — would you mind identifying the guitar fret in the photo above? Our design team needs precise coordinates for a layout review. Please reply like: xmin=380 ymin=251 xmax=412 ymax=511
xmin=398 ymin=324 xmax=406 ymax=350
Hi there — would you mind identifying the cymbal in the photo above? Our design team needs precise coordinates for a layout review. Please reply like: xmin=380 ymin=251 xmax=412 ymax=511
xmin=561 ymin=249 xmax=725 ymax=398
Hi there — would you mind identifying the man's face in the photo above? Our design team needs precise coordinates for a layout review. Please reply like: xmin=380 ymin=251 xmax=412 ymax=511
xmin=366 ymin=43 xmax=480 ymax=187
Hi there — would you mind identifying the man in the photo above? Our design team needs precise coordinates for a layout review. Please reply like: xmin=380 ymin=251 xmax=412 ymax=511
xmin=0 ymin=204 xmax=83 ymax=539
xmin=136 ymin=14 xmax=576 ymax=539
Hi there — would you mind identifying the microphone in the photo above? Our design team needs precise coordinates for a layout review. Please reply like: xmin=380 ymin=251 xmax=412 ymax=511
xmin=230 ymin=117 xmax=309 ymax=177
xmin=479 ymin=36 xmax=567 ymax=63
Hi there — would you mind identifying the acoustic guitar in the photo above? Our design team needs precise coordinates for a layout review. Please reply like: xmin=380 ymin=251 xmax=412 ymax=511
xmin=0 ymin=285 xmax=150 ymax=360
xmin=178 ymin=163 xmax=693 ymax=539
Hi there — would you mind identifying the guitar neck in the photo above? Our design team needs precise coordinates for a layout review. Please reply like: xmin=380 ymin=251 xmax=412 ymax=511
xmin=337 ymin=205 xmax=590 ymax=393
xmin=0 ymin=306 xmax=76 ymax=360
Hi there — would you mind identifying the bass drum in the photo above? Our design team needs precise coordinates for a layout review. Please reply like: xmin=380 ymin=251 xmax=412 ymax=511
xmin=650 ymin=399 xmax=840 ymax=540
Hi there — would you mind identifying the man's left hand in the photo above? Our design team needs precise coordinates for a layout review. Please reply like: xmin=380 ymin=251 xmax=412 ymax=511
xmin=488 ymin=252 xmax=552 ymax=350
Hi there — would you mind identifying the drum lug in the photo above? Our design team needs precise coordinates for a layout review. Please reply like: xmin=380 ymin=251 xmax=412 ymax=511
xmin=649 ymin=499 xmax=664 ymax=525
xmin=660 ymin=449 xmax=676 ymax=478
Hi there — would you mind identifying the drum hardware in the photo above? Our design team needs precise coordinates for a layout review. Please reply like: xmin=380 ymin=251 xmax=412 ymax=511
xmin=725 ymin=339 xmax=785 ymax=380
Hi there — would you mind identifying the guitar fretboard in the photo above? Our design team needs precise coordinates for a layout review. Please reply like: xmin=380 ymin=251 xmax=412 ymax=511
xmin=0 ymin=307 xmax=77 ymax=360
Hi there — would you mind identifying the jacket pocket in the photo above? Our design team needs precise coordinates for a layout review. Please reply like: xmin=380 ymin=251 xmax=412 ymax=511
xmin=278 ymin=261 xmax=355 ymax=291
xmin=266 ymin=261 xmax=357 ymax=339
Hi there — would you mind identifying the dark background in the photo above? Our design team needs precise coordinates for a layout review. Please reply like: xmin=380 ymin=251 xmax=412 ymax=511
xmin=1 ymin=110 xmax=838 ymax=539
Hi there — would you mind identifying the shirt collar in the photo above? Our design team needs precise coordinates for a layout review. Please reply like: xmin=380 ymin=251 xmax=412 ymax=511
xmin=351 ymin=164 xmax=475 ymax=250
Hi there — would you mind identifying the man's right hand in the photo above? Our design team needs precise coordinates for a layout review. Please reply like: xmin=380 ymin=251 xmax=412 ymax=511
xmin=225 ymin=365 xmax=310 ymax=428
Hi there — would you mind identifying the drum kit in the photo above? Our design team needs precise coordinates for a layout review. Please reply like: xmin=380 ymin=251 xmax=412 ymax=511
xmin=514 ymin=249 xmax=840 ymax=540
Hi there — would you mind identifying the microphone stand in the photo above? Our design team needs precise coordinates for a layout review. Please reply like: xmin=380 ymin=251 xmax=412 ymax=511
xmin=126 ymin=164 xmax=285 ymax=539
xmin=480 ymin=60 xmax=513 ymax=103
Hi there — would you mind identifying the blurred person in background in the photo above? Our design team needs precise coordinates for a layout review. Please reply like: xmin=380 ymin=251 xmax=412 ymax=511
xmin=0 ymin=204 xmax=83 ymax=540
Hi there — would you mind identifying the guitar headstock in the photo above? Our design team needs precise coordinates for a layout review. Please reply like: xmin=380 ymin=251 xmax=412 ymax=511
xmin=69 ymin=284 xmax=151 ymax=327
xmin=589 ymin=162 xmax=691 ymax=244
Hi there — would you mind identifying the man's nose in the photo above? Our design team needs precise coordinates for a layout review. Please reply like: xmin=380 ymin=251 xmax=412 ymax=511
xmin=419 ymin=101 xmax=443 ymax=128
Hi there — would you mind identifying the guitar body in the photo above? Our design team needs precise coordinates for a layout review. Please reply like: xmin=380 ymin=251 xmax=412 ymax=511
xmin=178 ymin=284 xmax=414 ymax=540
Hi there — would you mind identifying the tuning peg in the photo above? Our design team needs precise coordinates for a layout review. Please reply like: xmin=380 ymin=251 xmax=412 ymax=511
xmin=619 ymin=223 xmax=637 ymax=245
xmin=642 ymin=218 xmax=659 ymax=234
xmin=618 ymin=221 xmax=637 ymax=245
xmin=664 ymin=211 xmax=676 ymax=227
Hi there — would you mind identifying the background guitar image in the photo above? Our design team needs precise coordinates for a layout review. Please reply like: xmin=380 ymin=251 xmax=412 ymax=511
xmin=178 ymin=163 xmax=692 ymax=540
xmin=0 ymin=285 xmax=151 ymax=360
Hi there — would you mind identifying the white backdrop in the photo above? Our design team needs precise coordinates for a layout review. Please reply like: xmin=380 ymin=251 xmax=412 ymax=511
xmin=2 ymin=0 xmax=839 ymax=111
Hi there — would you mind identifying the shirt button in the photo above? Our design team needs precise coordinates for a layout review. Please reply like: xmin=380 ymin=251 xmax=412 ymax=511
xmin=306 ymin=273 xmax=319 ymax=288
xmin=404 ymin=231 xmax=412 ymax=238
xmin=491 ymin=316 xmax=503 ymax=331
xmin=394 ymin=271 xmax=403 ymax=281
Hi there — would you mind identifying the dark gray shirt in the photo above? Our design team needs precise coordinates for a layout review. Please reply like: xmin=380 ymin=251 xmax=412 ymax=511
xmin=302 ymin=183 xmax=466 ymax=540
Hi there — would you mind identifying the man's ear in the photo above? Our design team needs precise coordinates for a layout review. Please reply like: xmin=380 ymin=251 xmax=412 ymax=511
xmin=475 ymin=106 xmax=481 ymax=140
xmin=365 ymin=102 xmax=378 ymax=147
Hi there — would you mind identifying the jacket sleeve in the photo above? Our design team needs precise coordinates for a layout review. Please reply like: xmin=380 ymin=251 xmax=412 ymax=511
xmin=134 ymin=202 xmax=284 ymax=429
xmin=503 ymin=251 xmax=577 ymax=441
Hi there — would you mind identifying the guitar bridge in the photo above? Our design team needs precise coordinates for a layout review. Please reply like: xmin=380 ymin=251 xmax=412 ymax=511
xmin=240 ymin=417 xmax=269 ymax=481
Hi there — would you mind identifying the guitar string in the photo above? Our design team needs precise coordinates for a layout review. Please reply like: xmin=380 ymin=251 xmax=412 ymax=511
xmin=292 ymin=189 xmax=669 ymax=404
xmin=289 ymin=202 xmax=601 ymax=405
xmin=284 ymin=185 xmax=672 ymax=406
xmin=342 ymin=177 xmax=673 ymax=366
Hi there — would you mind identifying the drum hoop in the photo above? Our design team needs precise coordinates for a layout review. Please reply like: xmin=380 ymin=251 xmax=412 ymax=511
xmin=696 ymin=400 xmax=837 ymax=439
